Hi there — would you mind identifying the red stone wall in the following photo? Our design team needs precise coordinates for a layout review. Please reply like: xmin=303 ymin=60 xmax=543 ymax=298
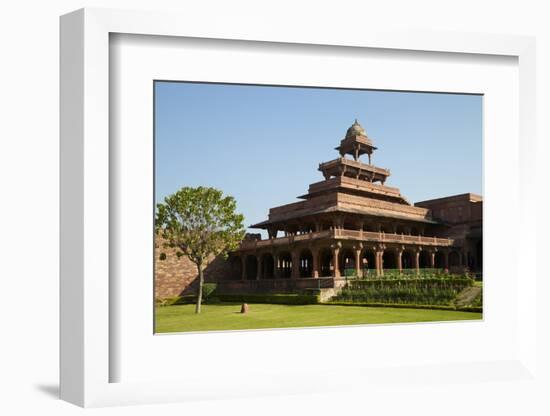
xmin=415 ymin=194 xmax=482 ymax=225
xmin=154 ymin=236 xmax=239 ymax=299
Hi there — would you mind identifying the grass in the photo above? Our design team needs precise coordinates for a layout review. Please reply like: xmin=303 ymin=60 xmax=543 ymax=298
xmin=155 ymin=303 xmax=482 ymax=333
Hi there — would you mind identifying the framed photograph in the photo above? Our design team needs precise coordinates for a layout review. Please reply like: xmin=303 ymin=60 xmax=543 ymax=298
xmin=60 ymin=8 xmax=538 ymax=408
xmin=153 ymin=81 xmax=484 ymax=334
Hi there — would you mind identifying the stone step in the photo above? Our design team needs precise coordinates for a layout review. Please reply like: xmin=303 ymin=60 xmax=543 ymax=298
xmin=453 ymin=286 xmax=482 ymax=308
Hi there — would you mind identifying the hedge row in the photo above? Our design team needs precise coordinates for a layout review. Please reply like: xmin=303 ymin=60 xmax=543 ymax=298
xmin=327 ymin=301 xmax=482 ymax=313
xmin=156 ymin=293 xmax=320 ymax=306
xmin=373 ymin=268 xmax=446 ymax=277
xmin=156 ymin=295 xmax=196 ymax=306
xmin=335 ymin=288 xmax=458 ymax=305
xmin=358 ymin=269 xmax=467 ymax=280
xmin=348 ymin=278 xmax=473 ymax=290
xmin=155 ymin=295 xmax=482 ymax=312
xmin=216 ymin=293 xmax=320 ymax=305
xmin=333 ymin=278 xmax=473 ymax=306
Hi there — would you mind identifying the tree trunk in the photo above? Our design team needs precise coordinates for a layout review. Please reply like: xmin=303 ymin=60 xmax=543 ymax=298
xmin=195 ymin=262 xmax=204 ymax=314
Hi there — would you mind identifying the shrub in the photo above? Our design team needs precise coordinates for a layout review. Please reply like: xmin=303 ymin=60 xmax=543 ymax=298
xmin=302 ymin=288 xmax=321 ymax=296
xmin=175 ymin=295 xmax=197 ymax=304
xmin=458 ymin=306 xmax=483 ymax=313
xmin=343 ymin=269 xmax=357 ymax=277
xmin=155 ymin=297 xmax=168 ymax=307
xmin=361 ymin=269 xmax=462 ymax=281
xmin=202 ymin=283 xmax=217 ymax=301
xmin=157 ymin=295 xmax=196 ymax=306
xmin=332 ymin=278 xmax=473 ymax=306
xmin=155 ymin=293 xmax=319 ymax=306
xmin=326 ymin=301 xmax=482 ymax=313
xmin=216 ymin=293 xmax=319 ymax=305
xmin=464 ymin=289 xmax=483 ymax=308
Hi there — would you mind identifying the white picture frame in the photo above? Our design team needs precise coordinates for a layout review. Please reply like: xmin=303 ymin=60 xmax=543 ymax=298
xmin=60 ymin=8 xmax=538 ymax=408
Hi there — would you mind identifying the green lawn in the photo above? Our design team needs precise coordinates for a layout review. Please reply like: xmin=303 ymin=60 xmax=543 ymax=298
xmin=155 ymin=303 xmax=482 ymax=333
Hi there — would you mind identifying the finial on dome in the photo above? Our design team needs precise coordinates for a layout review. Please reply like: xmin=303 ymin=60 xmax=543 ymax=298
xmin=345 ymin=119 xmax=366 ymax=139
xmin=336 ymin=119 xmax=377 ymax=163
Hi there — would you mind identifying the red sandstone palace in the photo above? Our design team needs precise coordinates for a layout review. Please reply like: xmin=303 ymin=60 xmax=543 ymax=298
xmin=219 ymin=120 xmax=481 ymax=292
xmin=155 ymin=120 xmax=482 ymax=298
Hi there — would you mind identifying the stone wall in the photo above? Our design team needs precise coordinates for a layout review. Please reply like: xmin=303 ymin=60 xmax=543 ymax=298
xmin=154 ymin=236 xmax=239 ymax=299
xmin=415 ymin=193 xmax=482 ymax=224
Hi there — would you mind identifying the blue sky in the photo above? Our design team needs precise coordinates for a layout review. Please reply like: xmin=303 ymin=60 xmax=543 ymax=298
xmin=155 ymin=82 xmax=482 ymax=235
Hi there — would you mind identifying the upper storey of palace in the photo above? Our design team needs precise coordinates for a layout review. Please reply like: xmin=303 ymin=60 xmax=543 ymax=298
xmin=317 ymin=119 xmax=391 ymax=186
xmin=251 ymin=120 xmax=437 ymax=231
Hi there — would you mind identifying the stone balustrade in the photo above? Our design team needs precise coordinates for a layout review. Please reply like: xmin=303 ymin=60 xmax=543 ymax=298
xmin=239 ymin=228 xmax=454 ymax=250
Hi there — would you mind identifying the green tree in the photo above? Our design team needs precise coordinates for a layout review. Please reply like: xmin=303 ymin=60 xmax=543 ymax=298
xmin=156 ymin=187 xmax=245 ymax=314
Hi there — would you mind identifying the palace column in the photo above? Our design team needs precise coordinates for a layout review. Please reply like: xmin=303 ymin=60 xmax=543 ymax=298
xmin=291 ymin=250 xmax=300 ymax=279
xmin=241 ymin=255 xmax=247 ymax=280
xmin=375 ymin=247 xmax=382 ymax=277
xmin=256 ymin=254 xmax=262 ymax=280
xmin=312 ymin=248 xmax=319 ymax=278
xmin=444 ymin=250 xmax=449 ymax=271
xmin=381 ymin=250 xmax=385 ymax=276
xmin=354 ymin=243 xmax=363 ymax=278
xmin=332 ymin=243 xmax=341 ymax=278
xmin=396 ymin=247 xmax=403 ymax=274
xmin=414 ymin=249 xmax=420 ymax=275
xmin=273 ymin=252 xmax=281 ymax=278
xmin=429 ymin=249 xmax=436 ymax=269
